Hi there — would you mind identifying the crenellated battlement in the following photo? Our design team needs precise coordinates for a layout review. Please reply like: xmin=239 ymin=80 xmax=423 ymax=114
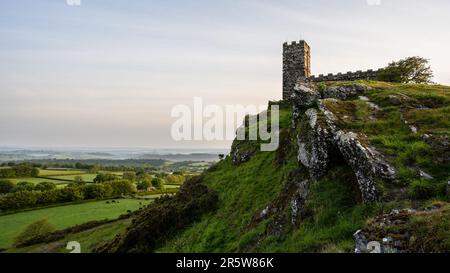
xmin=307 ymin=69 xmax=382 ymax=82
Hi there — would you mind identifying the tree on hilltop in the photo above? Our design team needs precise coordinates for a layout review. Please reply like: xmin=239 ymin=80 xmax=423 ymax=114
xmin=378 ymin=56 xmax=433 ymax=84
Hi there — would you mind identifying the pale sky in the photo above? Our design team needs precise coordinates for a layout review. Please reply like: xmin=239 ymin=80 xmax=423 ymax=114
xmin=1 ymin=0 xmax=449 ymax=148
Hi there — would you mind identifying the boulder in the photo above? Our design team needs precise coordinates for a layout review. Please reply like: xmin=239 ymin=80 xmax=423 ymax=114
xmin=335 ymin=130 xmax=396 ymax=202
xmin=321 ymin=83 xmax=372 ymax=100
xmin=291 ymin=81 xmax=320 ymax=106
xmin=297 ymin=108 xmax=334 ymax=178
xmin=317 ymin=99 xmax=396 ymax=202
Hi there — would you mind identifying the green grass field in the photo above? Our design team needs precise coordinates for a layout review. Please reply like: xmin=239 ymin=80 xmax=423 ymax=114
xmin=47 ymin=174 xmax=97 ymax=182
xmin=7 ymin=219 xmax=132 ymax=253
xmin=38 ymin=169 xmax=87 ymax=176
xmin=10 ymin=169 xmax=122 ymax=186
xmin=10 ymin=177 xmax=69 ymax=185
xmin=165 ymin=184 xmax=180 ymax=189
xmin=0 ymin=198 xmax=156 ymax=249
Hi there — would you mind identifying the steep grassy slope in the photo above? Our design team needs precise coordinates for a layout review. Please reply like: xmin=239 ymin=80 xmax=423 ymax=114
xmin=158 ymin=81 xmax=449 ymax=253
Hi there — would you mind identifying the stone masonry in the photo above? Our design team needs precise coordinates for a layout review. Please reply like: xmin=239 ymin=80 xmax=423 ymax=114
xmin=283 ymin=41 xmax=311 ymax=100
xmin=282 ymin=40 xmax=381 ymax=100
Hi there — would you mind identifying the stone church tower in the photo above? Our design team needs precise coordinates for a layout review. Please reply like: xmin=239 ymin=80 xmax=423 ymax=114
xmin=283 ymin=40 xmax=311 ymax=100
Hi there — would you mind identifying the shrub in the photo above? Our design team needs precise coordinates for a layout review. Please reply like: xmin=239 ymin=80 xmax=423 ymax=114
xmin=84 ymin=183 xmax=113 ymax=199
xmin=0 ymin=190 xmax=38 ymax=210
xmin=409 ymin=180 xmax=437 ymax=200
xmin=36 ymin=189 xmax=60 ymax=205
xmin=165 ymin=174 xmax=185 ymax=185
xmin=14 ymin=219 xmax=55 ymax=247
xmin=122 ymin=172 xmax=137 ymax=182
xmin=94 ymin=173 xmax=118 ymax=183
xmin=0 ymin=164 xmax=39 ymax=179
xmin=106 ymin=180 xmax=136 ymax=197
xmin=151 ymin=177 xmax=165 ymax=190
xmin=34 ymin=182 xmax=57 ymax=192
xmin=12 ymin=182 xmax=35 ymax=192
xmin=96 ymin=176 xmax=218 ymax=253
xmin=0 ymin=180 xmax=14 ymax=194
xmin=136 ymin=179 xmax=152 ymax=190
xmin=58 ymin=187 xmax=85 ymax=202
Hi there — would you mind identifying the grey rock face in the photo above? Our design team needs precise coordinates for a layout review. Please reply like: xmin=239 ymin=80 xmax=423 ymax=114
xmin=291 ymin=82 xmax=320 ymax=106
xmin=297 ymin=108 xmax=334 ymax=178
xmin=335 ymin=130 xmax=396 ymax=202
xmin=353 ymin=230 xmax=368 ymax=253
xmin=316 ymin=99 xmax=396 ymax=202
xmin=321 ymin=83 xmax=372 ymax=100
xmin=290 ymin=179 xmax=309 ymax=226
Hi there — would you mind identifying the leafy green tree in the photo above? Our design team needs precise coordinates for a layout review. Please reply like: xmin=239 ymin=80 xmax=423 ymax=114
xmin=88 ymin=165 xmax=100 ymax=174
xmin=378 ymin=56 xmax=433 ymax=84
xmin=12 ymin=182 xmax=35 ymax=192
xmin=58 ymin=187 xmax=85 ymax=202
xmin=34 ymin=182 xmax=56 ymax=192
xmin=165 ymin=174 xmax=185 ymax=185
xmin=84 ymin=183 xmax=113 ymax=199
xmin=0 ymin=179 xmax=15 ymax=194
xmin=0 ymin=190 xmax=38 ymax=210
xmin=122 ymin=172 xmax=137 ymax=182
xmin=106 ymin=180 xmax=137 ymax=197
xmin=94 ymin=173 xmax=118 ymax=183
xmin=14 ymin=219 xmax=55 ymax=247
xmin=136 ymin=178 xmax=152 ymax=190
xmin=151 ymin=177 xmax=165 ymax=190
xmin=36 ymin=189 xmax=60 ymax=205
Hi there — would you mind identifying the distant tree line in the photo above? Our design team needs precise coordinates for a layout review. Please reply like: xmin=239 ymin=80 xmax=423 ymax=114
xmin=0 ymin=179 xmax=136 ymax=212
xmin=0 ymin=164 xmax=39 ymax=179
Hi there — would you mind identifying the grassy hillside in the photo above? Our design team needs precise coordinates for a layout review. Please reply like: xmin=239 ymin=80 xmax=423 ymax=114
xmin=11 ymin=81 xmax=449 ymax=253
xmin=157 ymin=81 xmax=449 ymax=253
xmin=6 ymin=219 xmax=132 ymax=253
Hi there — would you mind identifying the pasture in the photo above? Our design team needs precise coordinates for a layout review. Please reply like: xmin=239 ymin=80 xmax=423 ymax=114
xmin=38 ymin=169 xmax=87 ymax=176
xmin=0 ymin=197 xmax=156 ymax=249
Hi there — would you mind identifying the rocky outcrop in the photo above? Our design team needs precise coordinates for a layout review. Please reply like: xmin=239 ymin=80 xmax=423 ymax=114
xmin=297 ymin=108 xmax=334 ymax=178
xmin=292 ymin=82 xmax=396 ymax=202
xmin=321 ymin=83 xmax=372 ymax=100
xmin=354 ymin=205 xmax=450 ymax=253
xmin=334 ymin=131 xmax=395 ymax=202
xmin=291 ymin=81 xmax=320 ymax=106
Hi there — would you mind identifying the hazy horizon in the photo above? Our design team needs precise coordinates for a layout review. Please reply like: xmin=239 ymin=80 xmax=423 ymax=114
xmin=1 ymin=0 xmax=450 ymax=148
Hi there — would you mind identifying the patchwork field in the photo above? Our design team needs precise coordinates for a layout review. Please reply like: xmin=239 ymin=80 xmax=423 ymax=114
xmin=38 ymin=169 xmax=87 ymax=176
xmin=8 ymin=168 xmax=123 ymax=187
xmin=10 ymin=177 xmax=69 ymax=185
xmin=46 ymin=174 xmax=97 ymax=182
xmin=0 ymin=198 xmax=156 ymax=249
